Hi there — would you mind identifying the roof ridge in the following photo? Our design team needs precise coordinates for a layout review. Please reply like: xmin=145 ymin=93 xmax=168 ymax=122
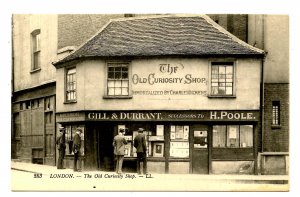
xmin=108 ymin=14 xmax=207 ymax=23
xmin=202 ymin=15 xmax=265 ymax=54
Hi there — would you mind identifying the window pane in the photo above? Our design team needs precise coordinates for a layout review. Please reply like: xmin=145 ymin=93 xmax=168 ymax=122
xmin=108 ymin=88 xmax=114 ymax=95
xmin=212 ymin=66 xmax=218 ymax=75
xmin=122 ymin=80 xmax=129 ymax=87
xmin=122 ymin=87 xmax=129 ymax=95
xmin=226 ymin=82 xmax=232 ymax=87
xmin=33 ymin=52 xmax=40 ymax=69
xmin=36 ymin=34 xmax=40 ymax=51
xmin=108 ymin=71 xmax=114 ymax=79
xmin=122 ymin=71 xmax=128 ymax=79
xmin=226 ymin=87 xmax=233 ymax=95
xmin=108 ymin=67 xmax=114 ymax=72
xmin=240 ymin=125 xmax=253 ymax=147
xmin=219 ymin=66 xmax=225 ymax=74
xmin=218 ymin=87 xmax=225 ymax=95
xmin=211 ymin=87 xmax=218 ymax=95
xmin=227 ymin=125 xmax=239 ymax=148
xmin=107 ymin=80 xmax=114 ymax=87
xmin=122 ymin=67 xmax=128 ymax=72
xmin=114 ymin=88 xmax=122 ymax=95
xmin=213 ymin=126 xmax=226 ymax=147
xmin=226 ymin=66 xmax=233 ymax=75
xmin=115 ymin=71 xmax=121 ymax=79
xmin=115 ymin=80 xmax=122 ymax=87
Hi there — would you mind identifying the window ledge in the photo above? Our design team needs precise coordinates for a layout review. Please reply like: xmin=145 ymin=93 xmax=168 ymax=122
xmin=103 ymin=95 xmax=133 ymax=99
xmin=271 ymin=125 xmax=282 ymax=129
xmin=64 ymin=100 xmax=77 ymax=104
xmin=30 ymin=68 xmax=41 ymax=74
xmin=208 ymin=95 xmax=236 ymax=98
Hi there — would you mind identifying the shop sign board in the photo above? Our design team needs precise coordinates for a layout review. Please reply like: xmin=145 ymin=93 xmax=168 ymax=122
xmin=56 ymin=110 xmax=259 ymax=122
xmin=85 ymin=110 xmax=259 ymax=122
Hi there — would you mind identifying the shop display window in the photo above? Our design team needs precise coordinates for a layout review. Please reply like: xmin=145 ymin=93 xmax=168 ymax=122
xmin=213 ymin=125 xmax=253 ymax=148
xmin=170 ymin=125 xmax=189 ymax=158
xmin=63 ymin=125 xmax=85 ymax=155
xmin=119 ymin=124 xmax=165 ymax=158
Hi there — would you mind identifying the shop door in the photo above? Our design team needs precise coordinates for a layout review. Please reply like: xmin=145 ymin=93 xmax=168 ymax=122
xmin=192 ymin=125 xmax=209 ymax=174
xmin=97 ymin=123 xmax=115 ymax=171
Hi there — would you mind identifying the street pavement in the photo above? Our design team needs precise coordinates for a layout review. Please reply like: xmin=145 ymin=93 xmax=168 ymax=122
xmin=11 ymin=161 xmax=289 ymax=192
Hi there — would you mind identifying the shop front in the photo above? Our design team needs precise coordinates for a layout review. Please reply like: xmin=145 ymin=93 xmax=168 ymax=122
xmin=56 ymin=110 xmax=259 ymax=174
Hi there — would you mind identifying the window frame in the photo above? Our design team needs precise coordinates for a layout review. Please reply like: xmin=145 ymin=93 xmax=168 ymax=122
xmin=272 ymin=101 xmax=281 ymax=127
xmin=103 ymin=61 xmax=132 ymax=99
xmin=30 ymin=29 xmax=41 ymax=72
xmin=64 ymin=67 xmax=77 ymax=103
xmin=208 ymin=59 xmax=236 ymax=98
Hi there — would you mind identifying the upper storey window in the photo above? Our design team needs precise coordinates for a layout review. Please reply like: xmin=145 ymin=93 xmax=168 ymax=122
xmin=106 ymin=62 xmax=130 ymax=97
xmin=31 ymin=29 xmax=41 ymax=71
xmin=210 ymin=61 xmax=235 ymax=97
xmin=66 ymin=67 xmax=77 ymax=102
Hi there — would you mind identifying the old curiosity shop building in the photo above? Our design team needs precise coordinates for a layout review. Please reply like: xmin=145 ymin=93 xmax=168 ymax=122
xmin=51 ymin=15 xmax=266 ymax=174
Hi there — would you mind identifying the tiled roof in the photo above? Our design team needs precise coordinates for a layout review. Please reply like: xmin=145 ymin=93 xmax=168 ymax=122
xmin=53 ymin=15 xmax=264 ymax=66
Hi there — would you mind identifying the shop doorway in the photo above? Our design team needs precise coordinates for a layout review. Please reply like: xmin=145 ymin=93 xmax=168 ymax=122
xmin=96 ymin=123 xmax=115 ymax=171
xmin=192 ymin=125 xmax=209 ymax=174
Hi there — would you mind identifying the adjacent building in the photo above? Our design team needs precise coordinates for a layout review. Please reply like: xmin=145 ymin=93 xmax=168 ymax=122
xmin=11 ymin=15 xmax=58 ymax=165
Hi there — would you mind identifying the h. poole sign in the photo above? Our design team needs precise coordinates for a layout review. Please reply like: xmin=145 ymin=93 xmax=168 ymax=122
xmin=56 ymin=110 xmax=259 ymax=122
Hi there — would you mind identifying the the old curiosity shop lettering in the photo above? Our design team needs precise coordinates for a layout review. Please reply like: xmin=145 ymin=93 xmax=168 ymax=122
xmin=132 ymin=63 xmax=207 ymax=85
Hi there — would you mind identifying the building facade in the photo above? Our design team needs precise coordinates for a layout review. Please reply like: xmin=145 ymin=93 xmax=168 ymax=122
xmin=53 ymin=15 xmax=264 ymax=174
xmin=11 ymin=15 xmax=58 ymax=165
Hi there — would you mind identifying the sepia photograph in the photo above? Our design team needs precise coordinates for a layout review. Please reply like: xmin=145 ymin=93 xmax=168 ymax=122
xmin=4 ymin=0 xmax=298 ymax=194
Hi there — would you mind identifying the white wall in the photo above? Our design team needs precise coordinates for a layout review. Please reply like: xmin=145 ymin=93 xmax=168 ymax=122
xmin=56 ymin=58 xmax=261 ymax=112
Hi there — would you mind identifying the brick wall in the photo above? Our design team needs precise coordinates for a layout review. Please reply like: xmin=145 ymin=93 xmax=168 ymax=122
xmin=263 ymin=83 xmax=289 ymax=152
xmin=57 ymin=14 xmax=124 ymax=49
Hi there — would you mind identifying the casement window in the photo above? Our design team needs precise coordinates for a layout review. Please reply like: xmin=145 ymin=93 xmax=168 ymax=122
xmin=31 ymin=29 xmax=41 ymax=71
xmin=272 ymin=101 xmax=280 ymax=126
xmin=107 ymin=62 xmax=130 ymax=96
xmin=210 ymin=62 xmax=234 ymax=96
xmin=213 ymin=125 xmax=253 ymax=148
xmin=66 ymin=67 xmax=76 ymax=101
